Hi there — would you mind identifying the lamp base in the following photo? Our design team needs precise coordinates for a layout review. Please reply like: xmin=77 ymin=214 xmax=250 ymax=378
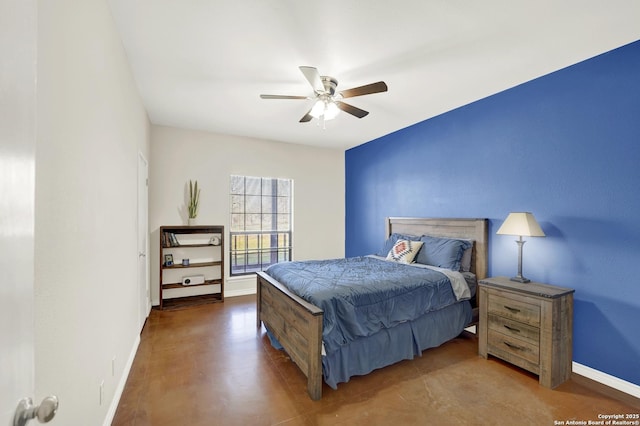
xmin=511 ymin=237 xmax=530 ymax=283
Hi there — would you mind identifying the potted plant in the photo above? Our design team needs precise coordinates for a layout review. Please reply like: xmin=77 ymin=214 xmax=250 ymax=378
xmin=188 ymin=180 xmax=200 ymax=225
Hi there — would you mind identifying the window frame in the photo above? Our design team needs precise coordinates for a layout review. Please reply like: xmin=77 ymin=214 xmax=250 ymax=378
xmin=229 ymin=175 xmax=293 ymax=276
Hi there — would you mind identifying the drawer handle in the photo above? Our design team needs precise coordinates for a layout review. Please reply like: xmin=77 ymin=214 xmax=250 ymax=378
xmin=504 ymin=341 xmax=525 ymax=351
xmin=504 ymin=305 xmax=521 ymax=314
xmin=503 ymin=324 xmax=521 ymax=333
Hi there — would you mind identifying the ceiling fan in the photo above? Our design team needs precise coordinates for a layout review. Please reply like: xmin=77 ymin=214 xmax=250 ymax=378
xmin=260 ymin=66 xmax=388 ymax=123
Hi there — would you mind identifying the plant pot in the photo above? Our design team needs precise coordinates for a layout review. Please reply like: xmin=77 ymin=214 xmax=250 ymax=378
xmin=188 ymin=217 xmax=197 ymax=226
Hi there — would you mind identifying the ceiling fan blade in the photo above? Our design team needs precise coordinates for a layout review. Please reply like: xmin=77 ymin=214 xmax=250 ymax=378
xmin=339 ymin=81 xmax=388 ymax=99
xmin=335 ymin=101 xmax=369 ymax=118
xmin=299 ymin=66 xmax=324 ymax=93
xmin=299 ymin=109 xmax=313 ymax=123
xmin=260 ymin=94 xmax=308 ymax=100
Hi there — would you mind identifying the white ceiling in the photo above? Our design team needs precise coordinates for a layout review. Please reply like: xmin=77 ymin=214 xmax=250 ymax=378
xmin=107 ymin=1 xmax=640 ymax=150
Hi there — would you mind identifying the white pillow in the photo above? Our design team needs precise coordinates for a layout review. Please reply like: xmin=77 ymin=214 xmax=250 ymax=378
xmin=386 ymin=239 xmax=424 ymax=264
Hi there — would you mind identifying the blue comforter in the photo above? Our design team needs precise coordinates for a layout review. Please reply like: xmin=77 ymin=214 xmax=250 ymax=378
xmin=265 ymin=256 xmax=459 ymax=355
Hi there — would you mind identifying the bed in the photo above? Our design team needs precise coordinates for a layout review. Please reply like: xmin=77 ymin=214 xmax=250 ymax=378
xmin=256 ymin=217 xmax=488 ymax=400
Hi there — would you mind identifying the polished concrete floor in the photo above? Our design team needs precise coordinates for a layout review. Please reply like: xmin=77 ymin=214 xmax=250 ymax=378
xmin=113 ymin=295 xmax=638 ymax=425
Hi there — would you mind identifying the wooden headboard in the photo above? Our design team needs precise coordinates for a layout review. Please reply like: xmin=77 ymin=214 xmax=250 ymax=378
xmin=385 ymin=217 xmax=489 ymax=280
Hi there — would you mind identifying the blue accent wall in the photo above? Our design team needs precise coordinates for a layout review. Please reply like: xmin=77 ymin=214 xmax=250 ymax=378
xmin=345 ymin=40 xmax=640 ymax=386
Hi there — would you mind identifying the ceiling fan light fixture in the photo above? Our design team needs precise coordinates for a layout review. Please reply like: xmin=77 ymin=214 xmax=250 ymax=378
xmin=309 ymin=99 xmax=339 ymax=120
xmin=324 ymin=101 xmax=339 ymax=120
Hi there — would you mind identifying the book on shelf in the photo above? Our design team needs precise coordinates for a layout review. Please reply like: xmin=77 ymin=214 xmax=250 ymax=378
xmin=162 ymin=231 xmax=180 ymax=247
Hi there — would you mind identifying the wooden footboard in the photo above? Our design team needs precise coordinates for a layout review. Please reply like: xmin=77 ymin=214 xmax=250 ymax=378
xmin=256 ymin=271 xmax=324 ymax=400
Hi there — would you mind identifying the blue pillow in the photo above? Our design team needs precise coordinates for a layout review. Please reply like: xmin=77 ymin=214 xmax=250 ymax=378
xmin=415 ymin=236 xmax=472 ymax=271
xmin=377 ymin=233 xmax=421 ymax=257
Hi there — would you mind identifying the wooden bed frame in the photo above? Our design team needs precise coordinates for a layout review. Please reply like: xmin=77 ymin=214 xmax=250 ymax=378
xmin=256 ymin=217 xmax=488 ymax=400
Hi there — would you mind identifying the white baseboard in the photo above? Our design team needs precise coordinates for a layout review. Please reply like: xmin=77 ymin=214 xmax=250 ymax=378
xmin=103 ymin=334 xmax=141 ymax=426
xmin=573 ymin=361 xmax=640 ymax=399
xmin=224 ymin=288 xmax=256 ymax=298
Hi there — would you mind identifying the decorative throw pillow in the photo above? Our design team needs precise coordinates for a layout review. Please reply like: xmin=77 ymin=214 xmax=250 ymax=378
xmin=386 ymin=239 xmax=424 ymax=264
xmin=377 ymin=233 xmax=421 ymax=256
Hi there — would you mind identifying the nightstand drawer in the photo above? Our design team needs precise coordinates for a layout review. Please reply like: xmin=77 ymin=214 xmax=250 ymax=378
xmin=488 ymin=314 xmax=540 ymax=345
xmin=488 ymin=329 xmax=540 ymax=366
xmin=488 ymin=294 xmax=540 ymax=327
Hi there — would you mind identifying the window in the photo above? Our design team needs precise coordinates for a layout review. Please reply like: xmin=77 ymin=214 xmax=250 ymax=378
xmin=230 ymin=175 xmax=292 ymax=275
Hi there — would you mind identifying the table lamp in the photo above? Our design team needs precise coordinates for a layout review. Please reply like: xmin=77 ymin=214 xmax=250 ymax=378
xmin=496 ymin=212 xmax=545 ymax=283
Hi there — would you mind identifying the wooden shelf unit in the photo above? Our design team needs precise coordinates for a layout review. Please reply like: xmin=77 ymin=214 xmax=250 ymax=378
xmin=159 ymin=225 xmax=224 ymax=310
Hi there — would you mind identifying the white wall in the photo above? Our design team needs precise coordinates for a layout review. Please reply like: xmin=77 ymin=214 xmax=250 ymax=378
xmin=150 ymin=125 xmax=345 ymax=303
xmin=35 ymin=1 xmax=150 ymax=425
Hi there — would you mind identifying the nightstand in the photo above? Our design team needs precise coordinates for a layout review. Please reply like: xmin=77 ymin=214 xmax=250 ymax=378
xmin=478 ymin=276 xmax=574 ymax=388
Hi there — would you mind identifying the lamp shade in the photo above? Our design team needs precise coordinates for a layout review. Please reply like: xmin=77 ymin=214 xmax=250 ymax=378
xmin=496 ymin=212 xmax=545 ymax=237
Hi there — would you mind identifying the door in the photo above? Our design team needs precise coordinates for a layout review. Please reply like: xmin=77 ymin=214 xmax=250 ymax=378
xmin=1 ymin=0 xmax=37 ymax=422
xmin=137 ymin=152 xmax=150 ymax=331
